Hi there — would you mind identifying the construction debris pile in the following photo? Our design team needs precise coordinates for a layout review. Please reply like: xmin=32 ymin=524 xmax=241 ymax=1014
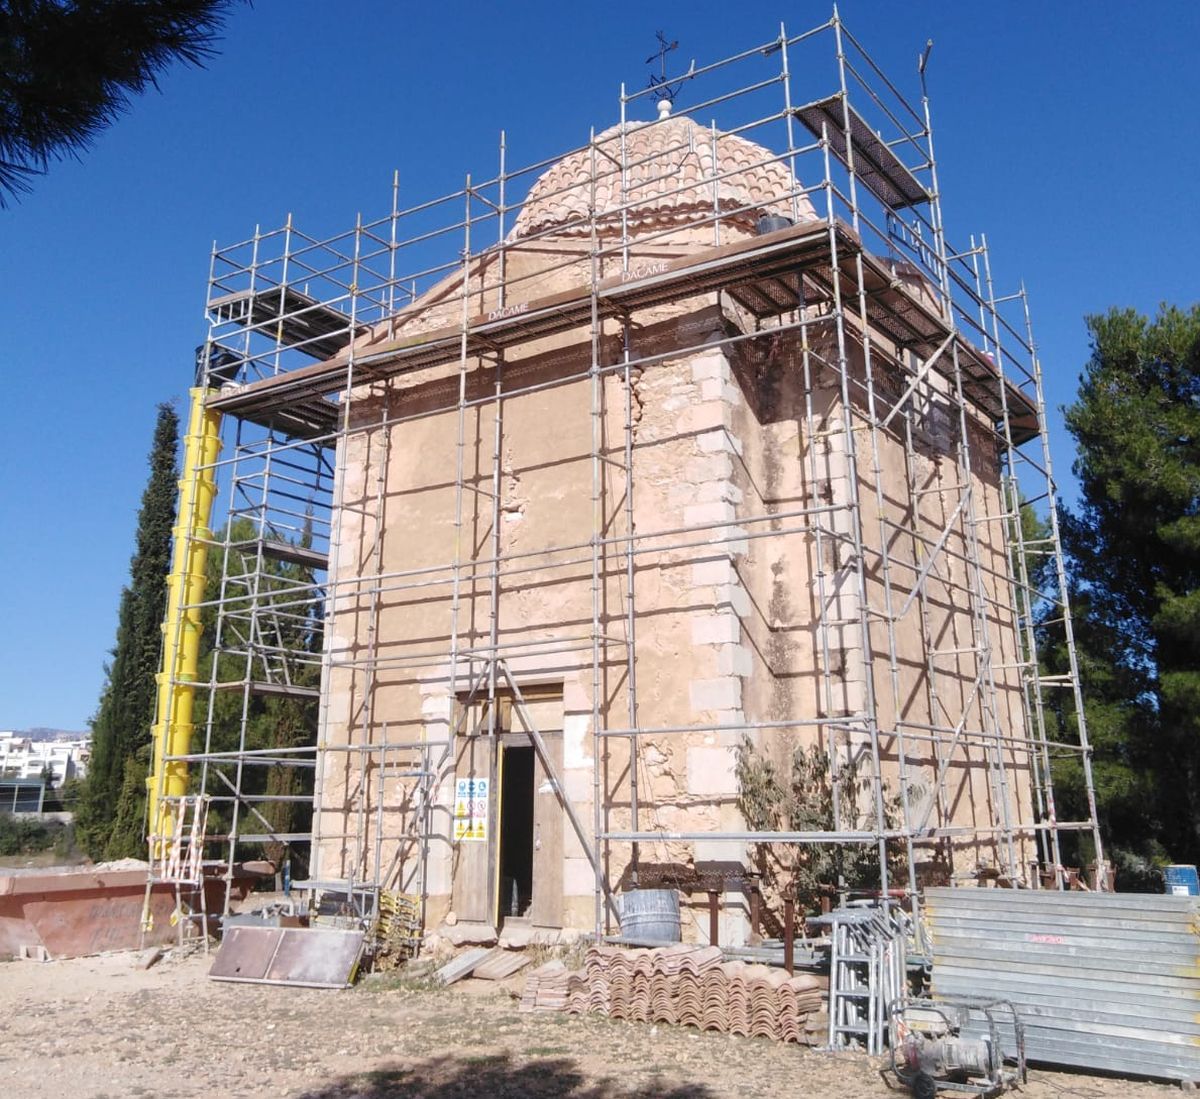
xmin=521 ymin=944 xmax=826 ymax=1045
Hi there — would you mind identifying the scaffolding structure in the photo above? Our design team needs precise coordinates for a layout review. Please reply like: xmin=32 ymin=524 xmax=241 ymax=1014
xmin=155 ymin=10 xmax=1106 ymax=936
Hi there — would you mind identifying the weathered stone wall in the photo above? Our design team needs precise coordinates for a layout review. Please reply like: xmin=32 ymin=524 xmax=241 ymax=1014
xmin=311 ymin=115 xmax=1036 ymax=933
xmin=313 ymin=292 xmax=1034 ymax=933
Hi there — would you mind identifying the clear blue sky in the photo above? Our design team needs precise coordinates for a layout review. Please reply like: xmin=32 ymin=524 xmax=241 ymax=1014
xmin=1 ymin=1 xmax=1197 ymax=732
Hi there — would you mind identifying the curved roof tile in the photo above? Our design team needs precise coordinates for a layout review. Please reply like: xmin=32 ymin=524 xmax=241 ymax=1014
xmin=512 ymin=115 xmax=815 ymax=240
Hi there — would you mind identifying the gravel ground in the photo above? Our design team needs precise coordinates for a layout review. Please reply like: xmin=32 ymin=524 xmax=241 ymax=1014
xmin=0 ymin=948 xmax=1183 ymax=1098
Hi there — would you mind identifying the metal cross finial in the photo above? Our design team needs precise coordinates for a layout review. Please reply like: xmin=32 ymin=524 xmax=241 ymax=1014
xmin=646 ymin=30 xmax=683 ymax=102
xmin=646 ymin=30 xmax=678 ymax=77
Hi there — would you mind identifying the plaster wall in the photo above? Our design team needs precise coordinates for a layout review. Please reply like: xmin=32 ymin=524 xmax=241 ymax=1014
xmin=311 ymin=119 xmax=1036 ymax=932
xmin=314 ymin=295 xmax=1035 ymax=934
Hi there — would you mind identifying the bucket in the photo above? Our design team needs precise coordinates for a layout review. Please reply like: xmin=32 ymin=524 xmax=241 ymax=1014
xmin=619 ymin=888 xmax=681 ymax=943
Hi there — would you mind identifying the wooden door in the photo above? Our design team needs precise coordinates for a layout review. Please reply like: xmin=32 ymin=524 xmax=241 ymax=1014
xmin=450 ymin=728 xmax=495 ymax=924
xmin=531 ymin=731 xmax=564 ymax=927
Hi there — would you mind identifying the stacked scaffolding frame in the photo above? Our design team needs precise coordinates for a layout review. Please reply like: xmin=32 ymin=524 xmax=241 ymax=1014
xmin=157 ymin=10 xmax=1106 ymax=935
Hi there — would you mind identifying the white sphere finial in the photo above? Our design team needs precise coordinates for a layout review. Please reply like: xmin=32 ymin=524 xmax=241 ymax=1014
xmin=657 ymin=97 xmax=672 ymax=120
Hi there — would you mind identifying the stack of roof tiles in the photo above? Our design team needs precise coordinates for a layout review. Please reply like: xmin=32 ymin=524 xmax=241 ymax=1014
xmin=522 ymin=944 xmax=825 ymax=1044
xmin=519 ymin=959 xmax=571 ymax=1012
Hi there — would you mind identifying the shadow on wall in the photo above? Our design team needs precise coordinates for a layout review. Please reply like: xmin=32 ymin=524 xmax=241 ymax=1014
xmin=297 ymin=1054 xmax=715 ymax=1098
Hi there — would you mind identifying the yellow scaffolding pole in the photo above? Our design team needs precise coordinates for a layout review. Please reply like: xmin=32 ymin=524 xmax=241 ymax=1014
xmin=147 ymin=386 xmax=222 ymax=854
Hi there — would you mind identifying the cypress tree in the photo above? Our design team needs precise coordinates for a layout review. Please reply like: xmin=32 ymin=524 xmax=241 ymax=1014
xmin=78 ymin=403 xmax=180 ymax=858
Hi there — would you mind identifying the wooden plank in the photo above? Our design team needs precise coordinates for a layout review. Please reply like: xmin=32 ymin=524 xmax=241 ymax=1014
xmin=531 ymin=728 xmax=564 ymax=929
xmin=435 ymin=946 xmax=495 ymax=986
xmin=208 ymin=681 xmax=320 ymax=700
xmin=260 ymin=540 xmax=329 ymax=570
xmin=472 ymin=950 xmax=533 ymax=981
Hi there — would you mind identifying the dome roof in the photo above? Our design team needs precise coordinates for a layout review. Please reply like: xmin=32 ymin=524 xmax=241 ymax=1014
xmin=511 ymin=114 xmax=815 ymax=240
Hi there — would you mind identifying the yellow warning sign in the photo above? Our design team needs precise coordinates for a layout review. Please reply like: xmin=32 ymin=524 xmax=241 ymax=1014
xmin=453 ymin=817 xmax=487 ymax=842
xmin=453 ymin=778 xmax=489 ymax=843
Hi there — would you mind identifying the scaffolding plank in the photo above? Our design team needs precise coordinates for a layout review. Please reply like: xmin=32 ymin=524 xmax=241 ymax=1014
xmin=261 ymin=400 xmax=340 ymax=439
xmin=260 ymin=540 xmax=329 ymax=570
xmin=208 ymin=925 xmax=280 ymax=981
xmin=209 ymin=285 xmax=360 ymax=361
xmin=803 ymin=248 xmax=1036 ymax=443
xmin=208 ymin=218 xmax=1036 ymax=444
xmin=209 ymin=392 xmax=340 ymax=440
xmin=472 ymin=949 xmax=533 ymax=981
xmin=207 ymin=220 xmax=835 ymax=418
xmin=210 ymin=680 xmax=320 ymax=700
xmin=436 ymin=946 xmax=495 ymax=986
xmin=793 ymin=95 xmax=931 ymax=210
xmin=265 ymin=927 xmax=364 ymax=987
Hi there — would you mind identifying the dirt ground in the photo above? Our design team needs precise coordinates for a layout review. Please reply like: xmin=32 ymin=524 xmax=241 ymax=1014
xmin=0 ymin=948 xmax=1183 ymax=1099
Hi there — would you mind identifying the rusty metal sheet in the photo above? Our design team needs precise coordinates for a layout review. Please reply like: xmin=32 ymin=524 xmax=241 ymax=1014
xmin=208 ymin=925 xmax=282 ymax=981
xmin=0 ymin=868 xmax=242 ymax=959
xmin=20 ymin=891 xmax=173 ymax=957
xmin=209 ymin=925 xmax=364 ymax=988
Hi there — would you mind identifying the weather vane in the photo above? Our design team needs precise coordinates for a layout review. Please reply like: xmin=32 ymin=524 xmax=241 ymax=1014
xmin=645 ymin=30 xmax=693 ymax=103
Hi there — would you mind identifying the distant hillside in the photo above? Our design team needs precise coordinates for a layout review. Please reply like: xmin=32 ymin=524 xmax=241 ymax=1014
xmin=8 ymin=727 xmax=89 ymax=742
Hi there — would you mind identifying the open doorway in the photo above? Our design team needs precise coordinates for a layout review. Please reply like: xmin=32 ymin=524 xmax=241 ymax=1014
xmin=498 ymin=745 xmax=534 ymax=923
xmin=453 ymin=687 xmax=564 ymax=930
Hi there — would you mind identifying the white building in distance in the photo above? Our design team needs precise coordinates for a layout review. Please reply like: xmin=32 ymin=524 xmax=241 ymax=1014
xmin=0 ymin=732 xmax=90 ymax=784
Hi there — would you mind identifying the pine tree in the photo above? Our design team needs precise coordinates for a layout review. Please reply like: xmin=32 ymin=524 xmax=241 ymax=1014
xmin=1054 ymin=303 xmax=1200 ymax=881
xmin=77 ymin=403 xmax=179 ymax=858
xmin=0 ymin=1 xmax=245 ymax=204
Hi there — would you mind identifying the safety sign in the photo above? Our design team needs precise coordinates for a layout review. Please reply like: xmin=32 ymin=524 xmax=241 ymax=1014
xmin=453 ymin=777 xmax=489 ymax=842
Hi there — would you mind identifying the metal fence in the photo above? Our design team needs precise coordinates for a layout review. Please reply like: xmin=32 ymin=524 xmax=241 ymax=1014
xmin=926 ymin=886 xmax=1200 ymax=1083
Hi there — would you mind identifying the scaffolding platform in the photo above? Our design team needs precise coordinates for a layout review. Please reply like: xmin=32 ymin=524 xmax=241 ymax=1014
xmin=210 ymin=218 xmax=1037 ymax=443
xmin=794 ymin=95 xmax=931 ymax=210
xmin=210 ymin=680 xmax=321 ymax=700
xmin=260 ymin=539 xmax=330 ymax=570
xmin=210 ymin=285 xmax=359 ymax=361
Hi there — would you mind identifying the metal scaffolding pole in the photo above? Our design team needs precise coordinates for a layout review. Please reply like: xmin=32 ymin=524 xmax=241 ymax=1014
xmin=170 ymin=10 xmax=1108 ymax=953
